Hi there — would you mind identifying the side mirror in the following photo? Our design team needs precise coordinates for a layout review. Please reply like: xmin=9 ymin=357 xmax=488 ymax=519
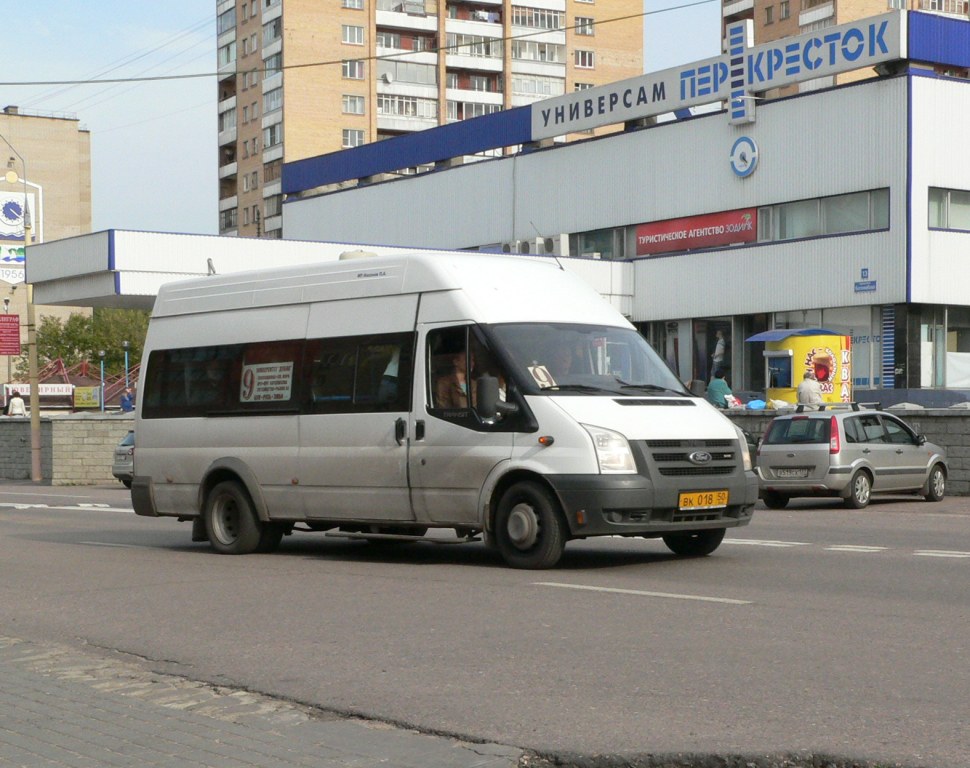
xmin=476 ymin=375 xmax=518 ymax=419
xmin=917 ymin=434 xmax=926 ymax=446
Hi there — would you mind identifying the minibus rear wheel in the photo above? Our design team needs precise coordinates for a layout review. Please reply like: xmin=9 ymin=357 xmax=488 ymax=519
xmin=205 ymin=480 xmax=282 ymax=554
xmin=494 ymin=481 xmax=566 ymax=569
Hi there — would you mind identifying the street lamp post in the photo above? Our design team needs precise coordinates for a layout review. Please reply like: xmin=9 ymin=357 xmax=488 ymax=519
xmin=1 ymin=133 xmax=42 ymax=482
xmin=122 ymin=340 xmax=130 ymax=389
xmin=98 ymin=350 xmax=105 ymax=412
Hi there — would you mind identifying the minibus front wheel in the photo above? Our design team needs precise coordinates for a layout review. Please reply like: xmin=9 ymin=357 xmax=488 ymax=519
xmin=205 ymin=480 xmax=284 ymax=554
xmin=494 ymin=481 xmax=566 ymax=569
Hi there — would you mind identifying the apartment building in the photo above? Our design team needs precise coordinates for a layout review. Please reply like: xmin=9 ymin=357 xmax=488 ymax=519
xmin=722 ymin=0 xmax=970 ymax=95
xmin=216 ymin=0 xmax=643 ymax=238
xmin=0 ymin=106 xmax=92 ymax=376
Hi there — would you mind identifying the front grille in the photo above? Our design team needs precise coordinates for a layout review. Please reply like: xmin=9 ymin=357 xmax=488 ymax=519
xmin=637 ymin=438 xmax=741 ymax=477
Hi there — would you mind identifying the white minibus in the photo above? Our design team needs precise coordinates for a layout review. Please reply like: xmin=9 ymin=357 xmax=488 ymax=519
xmin=132 ymin=252 xmax=757 ymax=569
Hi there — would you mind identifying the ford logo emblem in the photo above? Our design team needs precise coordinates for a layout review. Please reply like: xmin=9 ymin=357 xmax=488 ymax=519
xmin=688 ymin=451 xmax=712 ymax=465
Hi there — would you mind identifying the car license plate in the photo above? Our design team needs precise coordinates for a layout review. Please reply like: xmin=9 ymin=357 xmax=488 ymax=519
xmin=776 ymin=468 xmax=809 ymax=478
xmin=678 ymin=490 xmax=728 ymax=510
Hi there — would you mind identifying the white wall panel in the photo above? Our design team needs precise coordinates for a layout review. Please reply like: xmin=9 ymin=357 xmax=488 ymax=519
xmin=285 ymin=76 xmax=914 ymax=321
xmin=910 ymin=77 xmax=970 ymax=305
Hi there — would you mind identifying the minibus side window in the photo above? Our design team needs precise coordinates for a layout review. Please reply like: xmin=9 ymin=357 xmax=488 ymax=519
xmin=427 ymin=326 xmax=513 ymax=426
xmin=305 ymin=332 xmax=413 ymax=414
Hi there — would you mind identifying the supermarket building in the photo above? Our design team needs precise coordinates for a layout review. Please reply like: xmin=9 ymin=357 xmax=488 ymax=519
xmin=29 ymin=10 xmax=970 ymax=401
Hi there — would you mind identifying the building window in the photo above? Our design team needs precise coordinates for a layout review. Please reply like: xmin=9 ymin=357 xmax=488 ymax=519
xmin=511 ymin=8 xmax=564 ymax=29
xmin=218 ymin=41 xmax=236 ymax=67
xmin=220 ymin=208 xmax=238 ymax=231
xmin=342 ymin=94 xmax=365 ymax=114
xmin=217 ymin=8 xmax=236 ymax=35
xmin=343 ymin=129 xmax=365 ymax=148
xmin=342 ymin=59 xmax=365 ymax=79
xmin=511 ymin=40 xmax=565 ymax=63
xmin=218 ymin=107 xmax=236 ymax=132
xmin=263 ymin=123 xmax=282 ymax=148
xmin=263 ymin=52 xmax=281 ymax=77
xmin=780 ymin=1 xmax=790 ymax=20
xmin=376 ymin=60 xmax=437 ymax=85
xmin=342 ymin=25 xmax=364 ymax=45
xmin=263 ymin=17 xmax=282 ymax=43
xmin=264 ymin=87 xmax=283 ymax=113
xmin=512 ymin=74 xmax=566 ymax=97
xmin=929 ymin=187 xmax=970 ymax=230
xmin=376 ymin=31 xmax=402 ymax=48
xmin=575 ymin=17 xmax=594 ymax=36
xmin=446 ymin=33 xmax=503 ymax=58
xmin=758 ymin=188 xmax=889 ymax=243
xmin=574 ymin=82 xmax=593 ymax=91
xmin=378 ymin=94 xmax=438 ymax=119
xmin=574 ymin=50 xmax=594 ymax=69
xmin=765 ymin=6 xmax=774 ymax=24
xmin=343 ymin=0 xmax=363 ymax=7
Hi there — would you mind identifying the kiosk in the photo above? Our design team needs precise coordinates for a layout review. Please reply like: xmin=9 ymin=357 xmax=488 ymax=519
xmin=747 ymin=329 xmax=852 ymax=404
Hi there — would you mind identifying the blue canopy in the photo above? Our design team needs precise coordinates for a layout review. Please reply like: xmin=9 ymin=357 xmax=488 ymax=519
xmin=745 ymin=328 xmax=839 ymax=342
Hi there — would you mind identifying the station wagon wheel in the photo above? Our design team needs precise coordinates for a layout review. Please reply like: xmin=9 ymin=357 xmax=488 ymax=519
xmin=662 ymin=528 xmax=726 ymax=557
xmin=924 ymin=464 xmax=946 ymax=502
xmin=844 ymin=470 xmax=872 ymax=509
xmin=762 ymin=491 xmax=789 ymax=510
xmin=205 ymin=481 xmax=281 ymax=554
xmin=494 ymin=481 xmax=566 ymax=570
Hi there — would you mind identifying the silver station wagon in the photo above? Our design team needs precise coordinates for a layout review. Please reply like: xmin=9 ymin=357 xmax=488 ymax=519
xmin=756 ymin=405 xmax=947 ymax=509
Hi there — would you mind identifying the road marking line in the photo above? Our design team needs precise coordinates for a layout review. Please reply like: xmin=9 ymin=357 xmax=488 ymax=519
xmin=825 ymin=545 xmax=887 ymax=552
xmin=79 ymin=542 xmax=143 ymax=549
xmin=534 ymin=582 xmax=751 ymax=605
xmin=915 ymin=550 xmax=970 ymax=558
xmin=724 ymin=539 xmax=811 ymax=547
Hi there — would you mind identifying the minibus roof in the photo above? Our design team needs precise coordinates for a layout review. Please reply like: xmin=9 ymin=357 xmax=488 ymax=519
xmin=151 ymin=251 xmax=631 ymax=328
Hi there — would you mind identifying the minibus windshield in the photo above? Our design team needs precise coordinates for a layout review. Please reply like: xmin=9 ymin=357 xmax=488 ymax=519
xmin=489 ymin=323 xmax=688 ymax=396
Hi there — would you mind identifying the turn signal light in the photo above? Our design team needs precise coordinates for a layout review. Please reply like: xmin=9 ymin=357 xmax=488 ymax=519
xmin=538 ymin=435 xmax=555 ymax=446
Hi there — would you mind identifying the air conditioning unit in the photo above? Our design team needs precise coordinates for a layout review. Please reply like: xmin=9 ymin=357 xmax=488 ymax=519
xmin=538 ymin=235 xmax=569 ymax=256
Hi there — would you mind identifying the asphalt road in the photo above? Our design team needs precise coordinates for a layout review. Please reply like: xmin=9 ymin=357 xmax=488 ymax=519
xmin=1 ymin=483 xmax=968 ymax=767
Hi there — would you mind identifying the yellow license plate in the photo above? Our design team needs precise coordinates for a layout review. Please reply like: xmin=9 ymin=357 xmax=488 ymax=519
xmin=678 ymin=490 xmax=729 ymax=510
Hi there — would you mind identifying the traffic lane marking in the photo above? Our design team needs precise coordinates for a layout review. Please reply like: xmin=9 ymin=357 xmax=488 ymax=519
xmin=727 ymin=538 xmax=969 ymax=559
xmin=534 ymin=582 xmax=751 ymax=605
xmin=915 ymin=550 xmax=970 ymax=559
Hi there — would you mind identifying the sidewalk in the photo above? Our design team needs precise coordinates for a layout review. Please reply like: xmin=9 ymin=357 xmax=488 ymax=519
xmin=0 ymin=635 xmax=525 ymax=768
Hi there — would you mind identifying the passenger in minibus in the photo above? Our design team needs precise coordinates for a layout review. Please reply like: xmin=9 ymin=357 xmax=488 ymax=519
xmin=435 ymin=350 xmax=469 ymax=408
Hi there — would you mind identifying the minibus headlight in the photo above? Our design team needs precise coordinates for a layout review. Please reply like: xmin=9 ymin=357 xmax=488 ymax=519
xmin=582 ymin=424 xmax=636 ymax=474
xmin=734 ymin=424 xmax=753 ymax=472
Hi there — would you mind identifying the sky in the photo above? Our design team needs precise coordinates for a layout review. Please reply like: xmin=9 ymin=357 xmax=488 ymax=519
xmin=0 ymin=1 xmax=720 ymax=238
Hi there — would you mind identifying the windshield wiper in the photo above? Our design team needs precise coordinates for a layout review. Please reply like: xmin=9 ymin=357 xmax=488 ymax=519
xmin=542 ymin=384 xmax=614 ymax=393
xmin=615 ymin=380 xmax=689 ymax=396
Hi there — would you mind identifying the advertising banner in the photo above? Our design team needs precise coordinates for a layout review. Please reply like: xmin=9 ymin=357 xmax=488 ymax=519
xmin=635 ymin=208 xmax=757 ymax=256
xmin=0 ymin=313 xmax=19 ymax=355
xmin=766 ymin=334 xmax=852 ymax=403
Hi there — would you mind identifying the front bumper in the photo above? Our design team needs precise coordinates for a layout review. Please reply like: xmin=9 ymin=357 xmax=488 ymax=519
xmin=547 ymin=472 xmax=758 ymax=537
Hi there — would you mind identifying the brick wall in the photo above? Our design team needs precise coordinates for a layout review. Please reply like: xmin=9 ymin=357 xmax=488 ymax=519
xmin=0 ymin=416 xmax=132 ymax=486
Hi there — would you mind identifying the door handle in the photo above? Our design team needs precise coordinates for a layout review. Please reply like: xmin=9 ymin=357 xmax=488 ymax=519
xmin=415 ymin=420 xmax=425 ymax=441
xmin=395 ymin=417 xmax=407 ymax=445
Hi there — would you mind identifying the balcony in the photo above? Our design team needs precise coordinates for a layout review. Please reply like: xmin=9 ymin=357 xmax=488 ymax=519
xmin=722 ymin=0 xmax=754 ymax=18
xmin=219 ymin=161 xmax=238 ymax=179
xmin=376 ymin=9 xmax=438 ymax=33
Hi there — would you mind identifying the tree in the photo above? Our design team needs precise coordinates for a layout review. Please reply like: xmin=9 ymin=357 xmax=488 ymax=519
xmin=15 ymin=308 xmax=150 ymax=380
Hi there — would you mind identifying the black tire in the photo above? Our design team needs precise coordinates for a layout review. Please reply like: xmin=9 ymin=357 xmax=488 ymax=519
xmin=204 ymin=481 xmax=278 ymax=554
xmin=662 ymin=528 xmax=726 ymax=557
xmin=494 ymin=481 xmax=566 ymax=569
xmin=762 ymin=491 xmax=789 ymax=509
xmin=924 ymin=464 xmax=946 ymax=502
xmin=844 ymin=470 xmax=872 ymax=509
